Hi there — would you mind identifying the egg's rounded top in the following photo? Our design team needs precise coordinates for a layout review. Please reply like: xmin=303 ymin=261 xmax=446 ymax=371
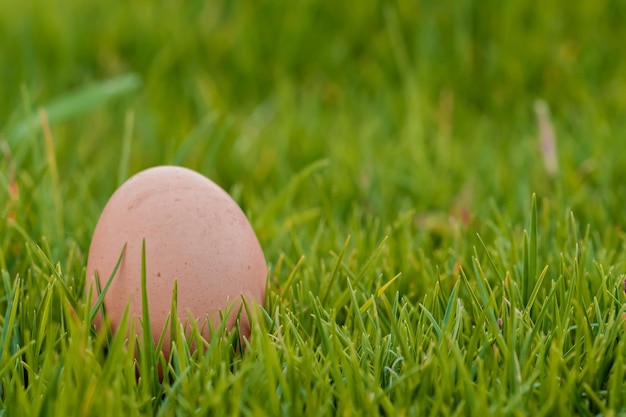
xmin=86 ymin=165 xmax=267 ymax=348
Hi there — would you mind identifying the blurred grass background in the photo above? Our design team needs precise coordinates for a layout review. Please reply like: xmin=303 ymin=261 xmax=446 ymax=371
xmin=2 ymin=0 xmax=626 ymax=319
xmin=1 ymin=0 xmax=626 ymax=414
xmin=3 ymin=1 xmax=625 ymax=223
xmin=2 ymin=0 xmax=626 ymax=321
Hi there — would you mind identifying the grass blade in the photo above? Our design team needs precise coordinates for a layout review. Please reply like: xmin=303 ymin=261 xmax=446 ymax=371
xmin=89 ymin=243 xmax=127 ymax=324
xmin=321 ymin=235 xmax=350 ymax=305
xmin=5 ymin=74 xmax=141 ymax=144
xmin=139 ymin=239 xmax=159 ymax=410
xmin=0 ymin=275 xmax=21 ymax=363
xmin=256 ymin=158 xmax=329 ymax=232
xmin=117 ymin=110 xmax=135 ymax=186
xmin=527 ymin=193 xmax=538 ymax=305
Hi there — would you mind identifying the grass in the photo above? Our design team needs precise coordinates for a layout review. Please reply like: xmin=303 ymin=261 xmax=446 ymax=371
xmin=2 ymin=0 xmax=626 ymax=415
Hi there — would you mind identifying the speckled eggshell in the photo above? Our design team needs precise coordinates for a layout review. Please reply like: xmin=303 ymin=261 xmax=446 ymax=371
xmin=86 ymin=166 xmax=267 ymax=354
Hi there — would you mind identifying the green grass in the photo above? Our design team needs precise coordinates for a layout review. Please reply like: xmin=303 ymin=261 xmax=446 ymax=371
xmin=2 ymin=0 xmax=626 ymax=415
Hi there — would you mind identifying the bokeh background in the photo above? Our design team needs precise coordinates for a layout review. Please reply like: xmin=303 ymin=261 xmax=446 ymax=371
xmin=2 ymin=0 xmax=626 ymax=284
xmin=3 ymin=2 xmax=626 ymax=414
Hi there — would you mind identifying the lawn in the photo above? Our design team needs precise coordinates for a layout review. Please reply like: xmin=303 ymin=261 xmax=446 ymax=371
xmin=2 ymin=0 xmax=626 ymax=415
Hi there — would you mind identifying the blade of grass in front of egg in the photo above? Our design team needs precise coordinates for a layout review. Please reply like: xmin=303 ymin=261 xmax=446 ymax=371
xmin=239 ymin=294 xmax=252 ymax=346
xmin=167 ymin=280 xmax=192 ymax=380
xmin=169 ymin=279 xmax=178 ymax=367
xmin=89 ymin=243 xmax=127 ymax=324
xmin=157 ymin=280 xmax=190 ymax=381
xmin=154 ymin=317 xmax=168 ymax=373
xmin=139 ymin=239 xmax=160 ymax=409
xmin=99 ymin=303 xmax=132 ymax=383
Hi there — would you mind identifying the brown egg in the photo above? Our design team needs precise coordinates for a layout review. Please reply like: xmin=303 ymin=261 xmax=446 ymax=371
xmin=86 ymin=166 xmax=267 ymax=356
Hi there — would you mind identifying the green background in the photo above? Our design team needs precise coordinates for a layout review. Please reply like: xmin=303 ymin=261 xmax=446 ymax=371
xmin=2 ymin=0 xmax=626 ymax=415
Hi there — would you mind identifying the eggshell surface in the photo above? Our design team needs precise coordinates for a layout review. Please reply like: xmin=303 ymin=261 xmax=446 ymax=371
xmin=86 ymin=166 xmax=267 ymax=353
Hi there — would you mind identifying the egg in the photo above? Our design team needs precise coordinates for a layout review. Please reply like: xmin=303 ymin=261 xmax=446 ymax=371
xmin=86 ymin=166 xmax=267 ymax=355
